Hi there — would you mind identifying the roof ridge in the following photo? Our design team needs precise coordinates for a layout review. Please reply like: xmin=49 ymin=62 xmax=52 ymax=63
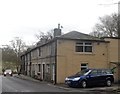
xmin=60 ymin=31 xmax=101 ymax=40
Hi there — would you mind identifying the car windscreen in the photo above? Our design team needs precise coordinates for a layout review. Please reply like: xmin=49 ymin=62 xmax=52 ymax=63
xmin=5 ymin=70 xmax=12 ymax=73
xmin=75 ymin=69 xmax=91 ymax=76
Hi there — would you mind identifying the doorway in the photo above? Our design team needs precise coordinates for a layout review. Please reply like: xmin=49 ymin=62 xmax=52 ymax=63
xmin=42 ymin=64 xmax=45 ymax=80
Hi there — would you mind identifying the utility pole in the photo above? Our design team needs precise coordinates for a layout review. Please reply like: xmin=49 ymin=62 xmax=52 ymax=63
xmin=118 ymin=1 xmax=120 ymax=84
xmin=118 ymin=1 xmax=120 ymax=38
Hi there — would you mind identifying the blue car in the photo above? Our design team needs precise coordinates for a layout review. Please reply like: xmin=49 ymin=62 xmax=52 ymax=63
xmin=65 ymin=69 xmax=114 ymax=88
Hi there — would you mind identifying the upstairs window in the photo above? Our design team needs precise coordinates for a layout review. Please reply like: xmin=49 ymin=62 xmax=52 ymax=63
xmin=39 ymin=47 xmax=41 ymax=56
xmin=76 ymin=42 xmax=92 ymax=52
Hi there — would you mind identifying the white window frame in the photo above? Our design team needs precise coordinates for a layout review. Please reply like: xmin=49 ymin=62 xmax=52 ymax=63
xmin=46 ymin=64 xmax=50 ymax=73
xmin=76 ymin=42 xmax=93 ymax=52
xmin=81 ymin=63 xmax=88 ymax=70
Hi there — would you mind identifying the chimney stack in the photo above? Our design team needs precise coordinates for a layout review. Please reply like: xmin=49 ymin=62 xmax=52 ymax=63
xmin=54 ymin=24 xmax=62 ymax=37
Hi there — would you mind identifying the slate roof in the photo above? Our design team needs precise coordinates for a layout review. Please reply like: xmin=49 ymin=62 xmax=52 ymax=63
xmin=59 ymin=31 xmax=103 ymax=41
xmin=21 ymin=31 xmax=106 ymax=56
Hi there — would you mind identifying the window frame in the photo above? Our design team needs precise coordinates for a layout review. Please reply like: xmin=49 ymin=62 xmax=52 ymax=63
xmin=38 ymin=64 xmax=41 ymax=72
xmin=81 ymin=63 xmax=88 ymax=71
xmin=46 ymin=64 xmax=50 ymax=73
xmin=76 ymin=42 xmax=93 ymax=53
xmin=38 ymin=47 xmax=41 ymax=56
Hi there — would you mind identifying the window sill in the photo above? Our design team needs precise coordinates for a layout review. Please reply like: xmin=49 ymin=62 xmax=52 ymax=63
xmin=75 ymin=52 xmax=94 ymax=55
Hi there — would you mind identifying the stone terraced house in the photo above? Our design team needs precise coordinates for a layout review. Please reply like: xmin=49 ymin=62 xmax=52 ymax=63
xmin=21 ymin=27 xmax=120 ymax=84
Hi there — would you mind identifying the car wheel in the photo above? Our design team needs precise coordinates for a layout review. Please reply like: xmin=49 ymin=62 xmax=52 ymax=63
xmin=106 ymin=80 xmax=112 ymax=87
xmin=81 ymin=81 xmax=87 ymax=88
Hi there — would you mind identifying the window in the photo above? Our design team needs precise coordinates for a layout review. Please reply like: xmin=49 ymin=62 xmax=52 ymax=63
xmin=90 ymin=70 xmax=98 ymax=75
xmin=46 ymin=64 xmax=50 ymax=73
xmin=39 ymin=47 xmax=41 ymax=56
xmin=81 ymin=63 xmax=88 ymax=71
xmin=102 ymin=69 xmax=112 ymax=74
xmin=97 ymin=70 xmax=102 ymax=75
xmin=76 ymin=42 xmax=92 ymax=52
xmin=105 ymin=70 xmax=112 ymax=74
xmin=38 ymin=64 xmax=41 ymax=72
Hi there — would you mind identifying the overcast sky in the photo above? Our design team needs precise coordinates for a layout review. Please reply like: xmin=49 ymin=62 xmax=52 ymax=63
xmin=0 ymin=0 xmax=119 ymax=46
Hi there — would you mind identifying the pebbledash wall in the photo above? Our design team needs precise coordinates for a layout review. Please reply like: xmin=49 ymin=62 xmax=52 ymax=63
xmin=21 ymin=31 xmax=120 ymax=84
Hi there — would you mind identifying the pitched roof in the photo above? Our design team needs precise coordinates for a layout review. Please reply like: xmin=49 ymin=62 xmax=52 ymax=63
xmin=59 ymin=31 xmax=102 ymax=41
xmin=21 ymin=31 xmax=106 ymax=56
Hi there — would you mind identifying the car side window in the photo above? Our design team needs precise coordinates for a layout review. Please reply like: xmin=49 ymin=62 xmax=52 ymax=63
xmin=106 ymin=70 xmax=112 ymax=74
xmin=90 ymin=70 xmax=98 ymax=75
xmin=101 ymin=70 xmax=107 ymax=74
xmin=97 ymin=70 xmax=102 ymax=75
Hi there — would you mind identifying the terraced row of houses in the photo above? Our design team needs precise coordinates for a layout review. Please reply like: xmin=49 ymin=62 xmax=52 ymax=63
xmin=20 ymin=26 xmax=120 ymax=84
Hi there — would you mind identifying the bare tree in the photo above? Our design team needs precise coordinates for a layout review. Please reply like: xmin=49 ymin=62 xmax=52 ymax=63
xmin=10 ymin=37 xmax=27 ymax=71
xmin=35 ymin=29 xmax=54 ymax=41
xmin=89 ymin=31 xmax=104 ymax=38
xmin=46 ymin=29 xmax=54 ymax=39
xmin=2 ymin=46 xmax=17 ymax=70
xmin=90 ymin=13 xmax=118 ymax=37
xmin=10 ymin=37 xmax=27 ymax=55
xmin=35 ymin=31 xmax=46 ymax=40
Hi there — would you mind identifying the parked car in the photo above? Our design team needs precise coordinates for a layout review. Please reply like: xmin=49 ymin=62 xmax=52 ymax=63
xmin=65 ymin=69 xmax=114 ymax=88
xmin=4 ymin=69 xmax=13 ymax=76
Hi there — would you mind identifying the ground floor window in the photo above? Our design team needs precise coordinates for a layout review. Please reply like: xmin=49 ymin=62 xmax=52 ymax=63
xmin=81 ymin=63 xmax=88 ymax=70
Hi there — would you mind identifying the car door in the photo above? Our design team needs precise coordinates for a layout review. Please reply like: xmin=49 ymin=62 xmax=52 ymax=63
xmin=88 ymin=69 xmax=99 ymax=85
xmin=101 ymin=69 xmax=113 ymax=83
xmin=97 ymin=69 xmax=104 ymax=83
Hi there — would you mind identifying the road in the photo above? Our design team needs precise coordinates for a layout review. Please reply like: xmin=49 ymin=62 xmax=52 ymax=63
xmin=2 ymin=75 xmax=69 ymax=92
xmin=1 ymin=75 xmax=118 ymax=94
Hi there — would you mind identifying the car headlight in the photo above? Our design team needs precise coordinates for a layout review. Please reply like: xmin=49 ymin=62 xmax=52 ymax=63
xmin=72 ymin=77 xmax=80 ymax=81
xmin=65 ymin=77 xmax=69 ymax=80
xmin=4 ymin=72 xmax=6 ymax=74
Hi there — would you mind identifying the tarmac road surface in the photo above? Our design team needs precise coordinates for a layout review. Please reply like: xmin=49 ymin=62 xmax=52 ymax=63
xmin=1 ymin=75 xmax=119 ymax=94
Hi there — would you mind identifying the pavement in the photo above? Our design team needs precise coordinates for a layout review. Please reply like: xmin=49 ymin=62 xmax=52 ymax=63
xmin=14 ymin=74 xmax=120 ymax=93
